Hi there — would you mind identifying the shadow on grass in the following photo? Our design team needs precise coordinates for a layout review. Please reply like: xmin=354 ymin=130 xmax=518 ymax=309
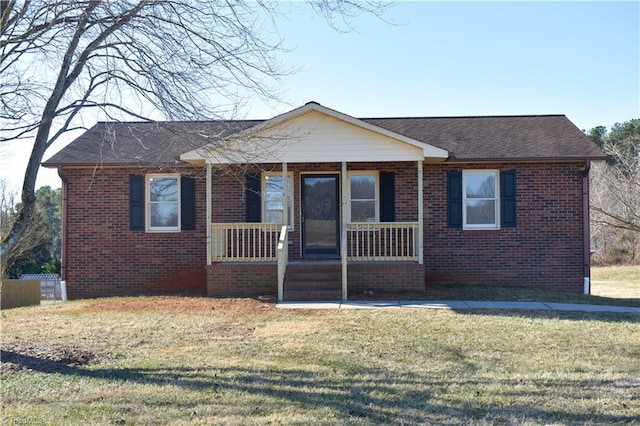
xmin=3 ymin=350 xmax=638 ymax=424
xmin=353 ymin=284 xmax=640 ymax=308
xmin=450 ymin=308 xmax=640 ymax=323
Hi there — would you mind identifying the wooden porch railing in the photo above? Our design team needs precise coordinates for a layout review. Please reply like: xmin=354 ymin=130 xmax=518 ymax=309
xmin=211 ymin=222 xmax=419 ymax=263
xmin=211 ymin=223 xmax=281 ymax=262
xmin=347 ymin=222 xmax=419 ymax=261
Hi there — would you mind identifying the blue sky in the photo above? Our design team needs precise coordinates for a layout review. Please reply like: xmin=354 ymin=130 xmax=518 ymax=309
xmin=263 ymin=1 xmax=638 ymax=127
xmin=2 ymin=1 xmax=638 ymax=190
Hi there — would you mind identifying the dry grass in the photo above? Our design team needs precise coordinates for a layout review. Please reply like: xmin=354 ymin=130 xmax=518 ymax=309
xmin=2 ymin=295 xmax=639 ymax=425
xmin=591 ymin=265 xmax=640 ymax=299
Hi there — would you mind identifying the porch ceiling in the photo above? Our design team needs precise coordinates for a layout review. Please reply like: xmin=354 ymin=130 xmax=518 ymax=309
xmin=180 ymin=102 xmax=449 ymax=165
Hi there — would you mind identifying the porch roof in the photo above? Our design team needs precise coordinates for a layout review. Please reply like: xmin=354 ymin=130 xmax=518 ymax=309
xmin=180 ymin=102 xmax=449 ymax=165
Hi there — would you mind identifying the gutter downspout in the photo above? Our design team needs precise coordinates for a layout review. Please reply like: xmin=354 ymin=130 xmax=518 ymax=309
xmin=57 ymin=167 xmax=68 ymax=282
xmin=581 ymin=160 xmax=591 ymax=295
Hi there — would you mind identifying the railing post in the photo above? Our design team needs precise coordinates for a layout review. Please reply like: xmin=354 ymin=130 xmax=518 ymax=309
xmin=282 ymin=162 xmax=288 ymax=229
xmin=341 ymin=161 xmax=348 ymax=300
xmin=206 ymin=163 xmax=212 ymax=265
xmin=418 ymin=161 xmax=424 ymax=265
xmin=277 ymin=225 xmax=288 ymax=301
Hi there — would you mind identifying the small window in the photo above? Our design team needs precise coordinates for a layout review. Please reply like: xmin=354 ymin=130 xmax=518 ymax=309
xmin=463 ymin=170 xmax=499 ymax=229
xmin=262 ymin=173 xmax=293 ymax=229
xmin=348 ymin=172 xmax=379 ymax=222
xmin=147 ymin=174 xmax=180 ymax=232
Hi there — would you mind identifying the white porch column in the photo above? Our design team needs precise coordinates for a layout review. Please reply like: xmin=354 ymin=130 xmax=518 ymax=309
xmin=341 ymin=161 xmax=348 ymax=300
xmin=418 ymin=160 xmax=424 ymax=265
xmin=206 ymin=162 xmax=212 ymax=266
xmin=282 ymin=162 xmax=288 ymax=226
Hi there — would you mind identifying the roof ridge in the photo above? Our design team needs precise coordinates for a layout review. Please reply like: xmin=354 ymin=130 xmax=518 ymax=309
xmin=95 ymin=115 xmax=566 ymax=125
xmin=361 ymin=114 xmax=567 ymax=120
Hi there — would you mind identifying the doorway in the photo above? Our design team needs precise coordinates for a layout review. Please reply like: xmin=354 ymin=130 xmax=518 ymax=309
xmin=301 ymin=174 xmax=340 ymax=257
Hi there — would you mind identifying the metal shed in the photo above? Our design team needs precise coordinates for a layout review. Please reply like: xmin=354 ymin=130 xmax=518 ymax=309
xmin=19 ymin=274 xmax=63 ymax=301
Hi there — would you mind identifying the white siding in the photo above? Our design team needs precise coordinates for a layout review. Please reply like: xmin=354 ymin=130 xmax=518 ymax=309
xmin=209 ymin=111 xmax=425 ymax=164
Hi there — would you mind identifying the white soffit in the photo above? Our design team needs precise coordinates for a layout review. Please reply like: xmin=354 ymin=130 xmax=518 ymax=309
xmin=180 ymin=102 xmax=449 ymax=164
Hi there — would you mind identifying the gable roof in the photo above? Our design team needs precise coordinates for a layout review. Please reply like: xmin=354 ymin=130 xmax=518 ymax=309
xmin=43 ymin=103 xmax=606 ymax=167
xmin=180 ymin=102 xmax=449 ymax=164
xmin=222 ymin=101 xmax=450 ymax=160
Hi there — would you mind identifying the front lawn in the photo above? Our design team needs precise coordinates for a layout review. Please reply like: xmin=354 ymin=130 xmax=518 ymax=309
xmin=1 ymin=297 xmax=638 ymax=425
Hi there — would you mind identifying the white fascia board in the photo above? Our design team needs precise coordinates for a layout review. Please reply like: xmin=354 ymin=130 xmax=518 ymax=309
xmin=180 ymin=148 xmax=207 ymax=164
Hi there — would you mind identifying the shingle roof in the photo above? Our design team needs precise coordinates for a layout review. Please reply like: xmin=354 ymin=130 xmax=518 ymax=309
xmin=43 ymin=112 xmax=605 ymax=167
xmin=44 ymin=120 xmax=260 ymax=166
xmin=362 ymin=115 xmax=606 ymax=161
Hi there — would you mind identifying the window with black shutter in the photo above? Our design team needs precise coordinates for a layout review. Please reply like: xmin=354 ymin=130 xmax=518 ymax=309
xmin=379 ymin=172 xmax=395 ymax=222
xmin=129 ymin=175 xmax=144 ymax=231
xmin=447 ymin=170 xmax=463 ymax=228
xmin=245 ymin=174 xmax=261 ymax=223
xmin=181 ymin=175 xmax=196 ymax=230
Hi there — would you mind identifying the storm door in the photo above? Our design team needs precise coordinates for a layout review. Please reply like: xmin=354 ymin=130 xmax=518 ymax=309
xmin=301 ymin=174 xmax=340 ymax=257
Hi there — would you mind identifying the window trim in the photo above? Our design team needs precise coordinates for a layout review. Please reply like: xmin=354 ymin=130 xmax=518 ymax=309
xmin=347 ymin=171 xmax=379 ymax=223
xmin=462 ymin=170 xmax=500 ymax=230
xmin=261 ymin=172 xmax=294 ymax=230
xmin=146 ymin=173 xmax=181 ymax=233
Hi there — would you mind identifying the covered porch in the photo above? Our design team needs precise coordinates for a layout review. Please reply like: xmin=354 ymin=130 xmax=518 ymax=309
xmin=180 ymin=102 xmax=448 ymax=300
xmin=208 ymin=219 xmax=421 ymax=301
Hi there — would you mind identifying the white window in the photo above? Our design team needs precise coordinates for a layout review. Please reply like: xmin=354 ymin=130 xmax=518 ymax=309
xmin=147 ymin=174 xmax=180 ymax=232
xmin=348 ymin=171 xmax=378 ymax=222
xmin=463 ymin=170 xmax=500 ymax=229
xmin=262 ymin=172 xmax=293 ymax=229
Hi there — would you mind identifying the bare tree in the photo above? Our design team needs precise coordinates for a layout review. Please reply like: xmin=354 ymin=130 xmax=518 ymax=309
xmin=590 ymin=121 xmax=640 ymax=264
xmin=0 ymin=0 xmax=388 ymax=272
xmin=0 ymin=179 xmax=48 ymax=279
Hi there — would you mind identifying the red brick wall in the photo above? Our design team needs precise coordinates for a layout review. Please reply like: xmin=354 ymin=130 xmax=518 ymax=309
xmin=61 ymin=160 xmax=587 ymax=298
xmin=207 ymin=263 xmax=277 ymax=297
xmin=348 ymin=262 xmax=424 ymax=295
xmin=423 ymin=162 xmax=586 ymax=292
xmin=62 ymin=166 xmax=207 ymax=299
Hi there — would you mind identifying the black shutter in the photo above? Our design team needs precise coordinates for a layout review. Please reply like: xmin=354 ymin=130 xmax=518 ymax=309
xmin=129 ymin=175 xmax=144 ymax=231
xmin=181 ymin=175 xmax=196 ymax=230
xmin=379 ymin=172 xmax=395 ymax=222
xmin=245 ymin=174 xmax=261 ymax=223
xmin=447 ymin=170 xmax=463 ymax=228
xmin=501 ymin=170 xmax=517 ymax=228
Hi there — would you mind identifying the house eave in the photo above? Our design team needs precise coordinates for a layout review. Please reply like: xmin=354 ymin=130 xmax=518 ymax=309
xmin=445 ymin=155 xmax=609 ymax=164
xmin=42 ymin=160 xmax=198 ymax=169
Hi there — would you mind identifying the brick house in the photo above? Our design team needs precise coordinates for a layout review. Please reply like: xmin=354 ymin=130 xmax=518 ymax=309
xmin=43 ymin=102 xmax=606 ymax=300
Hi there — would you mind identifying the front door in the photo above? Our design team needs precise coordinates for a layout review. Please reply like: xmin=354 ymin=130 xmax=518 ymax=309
xmin=301 ymin=174 xmax=340 ymax=257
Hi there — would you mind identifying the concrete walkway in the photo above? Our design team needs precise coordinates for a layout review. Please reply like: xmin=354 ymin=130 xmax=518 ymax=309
xmin=276 ymin=300 xmax=640 ymax=313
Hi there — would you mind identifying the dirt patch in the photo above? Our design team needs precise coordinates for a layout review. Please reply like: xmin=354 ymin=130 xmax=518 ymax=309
xmin=76 ymin=295 xmax=276 ymax=315
xmin=1 ymin=342 xmax=97 ymax=374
